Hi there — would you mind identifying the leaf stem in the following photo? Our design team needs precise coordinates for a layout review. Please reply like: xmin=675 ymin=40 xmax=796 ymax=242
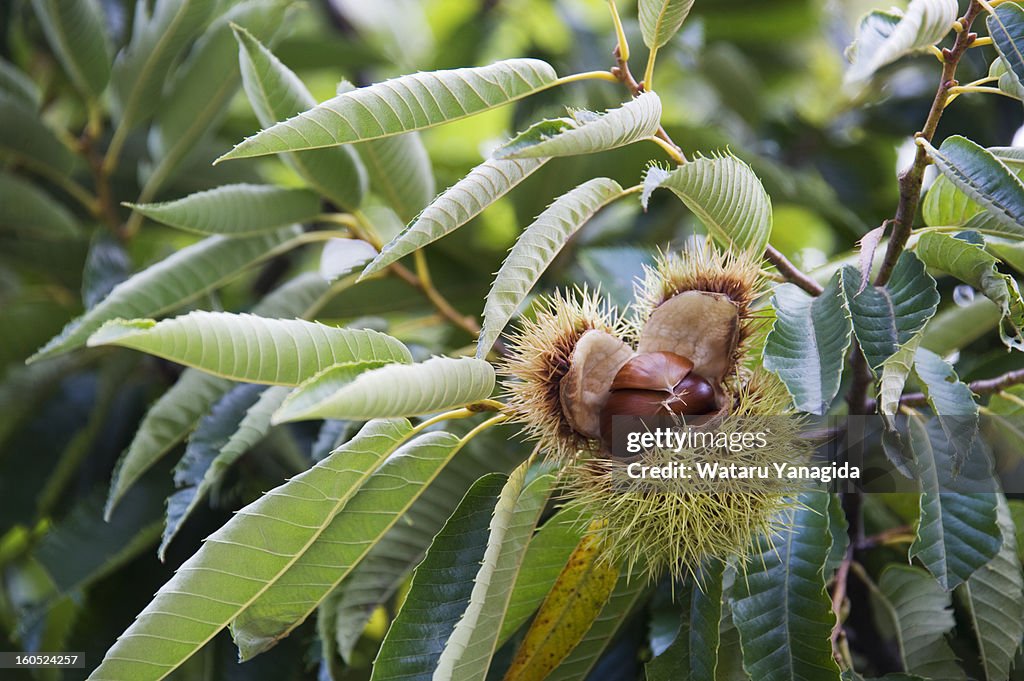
xmin=551 ymin=70 xmax=622 ymax=86
xmin=873 ymin=1 xmax=983 ymax=288
xmin=764 ymin=244 xmax=823 ymax=295
xmin=646 ymin=135 xmax=685 ymax=164
xmin=969 ymin=36 xmax=993 ymax=47
xmin=459 ymin=413 xmax=509 ymax=443
xmin=947 ymin=84 xmax=1014 ymax=102
xmin=643 ymin=47 xmax=658 ymax=92
xmin=605 ymin=0 xmax=630 ymax=62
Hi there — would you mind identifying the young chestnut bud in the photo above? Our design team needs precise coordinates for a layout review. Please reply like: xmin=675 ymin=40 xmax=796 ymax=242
xmin=599 ymin=351 xmax=717 ymax=451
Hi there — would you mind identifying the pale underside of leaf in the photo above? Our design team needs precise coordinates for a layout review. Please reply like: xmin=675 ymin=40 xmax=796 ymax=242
xmin=639 ymin=0 xmax=696 ymax=50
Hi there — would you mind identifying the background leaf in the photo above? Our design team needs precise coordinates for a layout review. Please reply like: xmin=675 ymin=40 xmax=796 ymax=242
xmin=476 ymin=177 xmax=624 ymax=357
xmin=764 ymin=272 xmax=852 ymax=415
xmin=646 ymin=562 xmax=724 ymax=681
xmin=31 ymin=0 xmax=111 ymax=99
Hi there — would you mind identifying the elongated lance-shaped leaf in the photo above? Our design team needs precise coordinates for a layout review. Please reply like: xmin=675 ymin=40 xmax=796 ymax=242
xmin=0 ymin=57 xmax=41 ymax=108
xmin=231 ymin=428 xmax=477 ymax=658
xmin=0 ymin=173 xmax=79 ymax=238
xmin=764 ymin=272 xmax=852 ymax=415
xmin=477 ymin=178 xmax=624 ymax=357
xmin=274 ymin=356 xmax=495 ymax=423
xmin=363 ymin=157 xmax=548 ymax=277
xmin=920 ymin=136 xmax=1024 ymax=242
xmin=0 ymin=93 xmax=76 ymax=177
xmin=218 ymin=58 xmax=558 ymax=161
xmin=435 ymin=466 xmax=555 ymax=681
xmin=31 ymin=0 xmax=111 ymax=99
xmin=730 ymin=492 xmax=841 ymax=681
xmin=110 ymin=0 xmax=217 ymax=129
xmin=916 ymin=230 xmax=1024 ymax=350
xmin=327 ymin=427 xmax=527 ymax=664
xmin=105 ymin=272 xmax=331 ymax=519
xmin=29 ymin=227 xmax=303 ymax=362
xmin=909 ymin=416 xmax=1000 ymax=591
xmin=85 ymin=419 xmax=414 ymax=681
xmin=646 ymin=561 xmax=724 ymax=681
xmin=639 ymin=0 xmax=696 ymax=50
xmin=160 ymin=385 xmax=291 ymax=559
xmin=844 ymin=0 xmax=958 ymax=88
xmin=493 ymin=92 xmax=661 ymax=160
xmin=146 ymin=1 xmax=292 ymax=195
xmin=359 ymin=132 xmax=435 ymax=223
xmin=642 ymin=152 xmax=772 ymax=254
xmin=128 ymin=184 xmax=321 ymax=236
xmin=922 ymin=147 xmax=1024 ymax=232
xmin=874 ymin=565 xmax=966 ymax=680
xmin=498 ymin=507 xmax=585 ymax=645
xmin=502 ymin=526 xmax=621 ymax=681
xmin=841 ymin=252 xmax=939 ymax=374
xmin=88 ymin=311 xmax=412 ymax=385
xmin=233 ymin=25 xmax=366 ymax=211
xmin=543 ymin=565 xmax=650 ymax=681
xmin=914 ymin=347 xmax=978 ymax=467
xmin=989 ymin=2 xmax=1024 ymax=92
xmin=960 ymin=496 xmax=1024 ymax=681
xmin=368 ymin=473 xmax=506 ymax=681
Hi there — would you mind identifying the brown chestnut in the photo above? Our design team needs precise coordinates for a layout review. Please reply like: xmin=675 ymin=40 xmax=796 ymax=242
xmin=671 ymin=373 xmax=717 ymax=415
xmin=609 ymin=351 xmax=694 ymax=391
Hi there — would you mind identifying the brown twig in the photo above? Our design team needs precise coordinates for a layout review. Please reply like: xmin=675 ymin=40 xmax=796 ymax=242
xmin=764 ymin=244 xmax=823 ymax=295
xmin=830 ymin=543 xmax=853 ymax=661
xmin=874 ymin=2 xmax=983 ymax=286
xmin=867 ymin=367 xmax=1024 ymax=409
xmin=610 ymin=46 xmax=687 ymax=163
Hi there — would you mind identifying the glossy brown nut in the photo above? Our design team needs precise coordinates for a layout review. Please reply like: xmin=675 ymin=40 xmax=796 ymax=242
xmin=609 ymin=351 xmax=694 ymax=391
xmin=670 ymin=373 xmax=717 ymax=415
xmin=599 ymin=389 xmax=671 ymax=450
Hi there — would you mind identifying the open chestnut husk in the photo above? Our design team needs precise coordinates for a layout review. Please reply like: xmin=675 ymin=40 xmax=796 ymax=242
xmin=598 ymin=351 xmax=717 ymax=451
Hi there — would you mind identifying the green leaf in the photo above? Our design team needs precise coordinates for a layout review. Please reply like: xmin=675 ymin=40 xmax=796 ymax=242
xmin=31 ymin=0 xmax=111 ymax=99
xmin=874 ymin=565 xmax=966 ymax=680
xmin=909 ymin=416 xmax=1000 ymax=591
xmin=492 ymin=92 xmax=662 ymax=160
xmin=145 ymin=1 xmax=292 ymax=196
xmin=218 ymin=57 xmax=558 ymax=161
xmin=29 ymin=227 xmax=303 ymax=362
xmin=922 ymin=147 xmax=1024 ymax=232
xmin=319 ymin=238 xmax=378 ymax=282
xmin=989 ymin=2 xmax=1024 ymax=92
xmin=842 ymin=252 xmax=939 ymax=374
xmin=503 ymin=528 xmax=621 ymax=681
xmin=435 ymin=467 xmax=555 ymax=681
xmin=731 ymin=492 xmax=841 ymax=681
xmin=878 ymin=333 xmax=923 ymax=422
xmin=642 ymin=152 xmax=773 ymax=254
xmin=0 ymin=57 xmax=41 ymax=108
xmin=110 ymin=0 xmax=217 ymax=130
xmin=915 ymin=230 xmax=1024 ymax=350
xmin=356 ymin=130 xmax=436 ymax=223
xmin=233 ymin=25 xmax=366 ymax=211
xmin=844 ymin=0 xmax=958 ymax=88
xmin=368 ymin=473 xmax=506 ymax=681
xmin=476 ymin=177 xmax=624 ymax=357
xmin=363 ymin=157 xmax=548 ymax=277
xmin=327 ymin=430 xmax=527 ymax=664
xmin=160 ymin=385 xmax=291 ymax=558
xmin=498 ymin=507 xmax=586 ymax=645
xmin=230 ymin=428 xmax=472 ymax=659
xmin=991 ymin=55 xmax=1024 ymax=101
xmin=646 ymin=562 xmax=724 ymax=681
xmin=960 ymin=497 xmax=1024 ymax=681
xmin=88 ymin=311 xmax=412 ymax=385
xmin=0 ymin=93 xmax=76 ymax=178
xmin=920 ymin=136 xmax=1024 ymax=242
xmin=128 ymin=184 xmax=321 ymax=235
xmin=274 ymin=356 xmax=494 ymax=423
xmin=639 ymin=0 xmax=696 ymax=50
xmin=0 ymin=173 xmax=80 ymax=238
xmin=763 ymin=272 xmax=852 ymax=415
xmin=913 ymin=347 xmax=978 ymax=466
xmin=84 ymin=419 xmax=414 ymax=681
xmin=104 ymin=272 xmax=331 ymax=519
